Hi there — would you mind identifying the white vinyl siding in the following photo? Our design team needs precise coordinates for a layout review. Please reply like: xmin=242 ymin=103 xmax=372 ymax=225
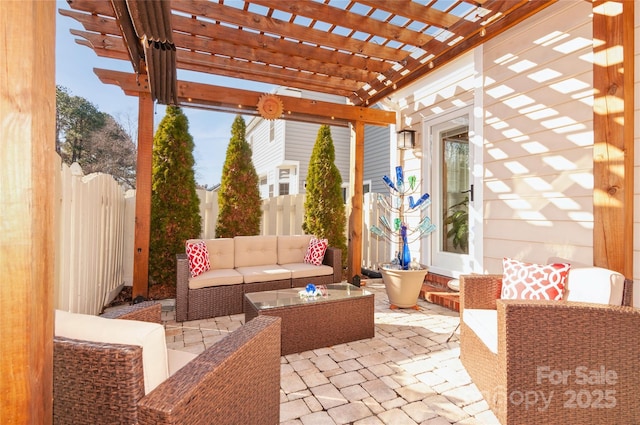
xmin=364 ymin=124 xmax=391 ymax=194
xmin=481 ymin=1 xmax=594 ymax=272
xmin=283 ymin=120 xmax=350 ymax=194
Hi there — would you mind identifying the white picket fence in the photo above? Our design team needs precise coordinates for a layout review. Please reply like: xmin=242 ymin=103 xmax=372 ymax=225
xmin=54 ymin=154 xmax=391 ymax=314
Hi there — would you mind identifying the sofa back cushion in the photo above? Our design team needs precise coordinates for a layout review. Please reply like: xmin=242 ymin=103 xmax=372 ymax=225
xmin=55 ymin=310 xmax=169 ymax=395
xmin=202 ymin=238 xmax=235 ymax=270
xmin=564 ymin=267 xmax=625 ymax=305
xmin=235 ymin=235 xmax=278 ymax=267
xmin=278 ymin=235 xmax=313 ymax=264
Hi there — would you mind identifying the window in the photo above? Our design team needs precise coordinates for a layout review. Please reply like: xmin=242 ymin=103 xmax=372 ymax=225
xmin=269 ymin=184 xmax=274 ymax=198
xmin=279 ymin=183 xmax=289 ymax=195
xmin=259 ymin=176 xmax=268 ymax=198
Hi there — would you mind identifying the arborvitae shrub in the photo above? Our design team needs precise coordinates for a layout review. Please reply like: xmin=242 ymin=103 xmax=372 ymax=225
xmin=303 ymin=125 xmax=347 ymax=267
xmin=215 ymin=115 xmax=262 ymax=237
xmin=149 ymin=106 xmax=201 ymax=287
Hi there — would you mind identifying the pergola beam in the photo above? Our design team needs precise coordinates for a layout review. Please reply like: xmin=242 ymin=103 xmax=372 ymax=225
xmin=94 ymin=68 xmax=395 ymax=127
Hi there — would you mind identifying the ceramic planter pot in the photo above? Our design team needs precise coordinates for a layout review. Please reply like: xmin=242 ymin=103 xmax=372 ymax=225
xmin=380 ymin=266 xmax=428 ymax=309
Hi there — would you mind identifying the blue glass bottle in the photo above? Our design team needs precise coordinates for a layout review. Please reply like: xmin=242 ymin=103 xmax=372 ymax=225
xmin=400 ymin=225 xmax=411 ymax=270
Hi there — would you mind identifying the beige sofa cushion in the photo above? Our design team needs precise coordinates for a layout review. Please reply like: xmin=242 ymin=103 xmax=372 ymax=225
xmin=281 ymin=263 xmax=334 ymax=279
xmin=462 ymin=309 xmax=498 ymax=354
xmin=188 ymin=268 xmax=244 ymax=289
xmin=277 ymin=235 xmax=313 ymax=264
xmin=55 ymin=309 xmax=169 ymax=395
xmin=202 ymin=238 xmax=235 ymax=269
xmin=235 ymin=235 xmax=278 ymax=267
xmin=235 ymin=264 xmax=291 ymax=283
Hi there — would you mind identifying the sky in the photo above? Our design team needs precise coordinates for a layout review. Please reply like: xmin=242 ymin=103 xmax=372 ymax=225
xmin=55 ymin=1 xmax=275 ymax=188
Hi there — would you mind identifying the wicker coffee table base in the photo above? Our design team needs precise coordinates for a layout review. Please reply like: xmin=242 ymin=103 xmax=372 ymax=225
xmin=245 ymin=292 xmax=374 ymax=355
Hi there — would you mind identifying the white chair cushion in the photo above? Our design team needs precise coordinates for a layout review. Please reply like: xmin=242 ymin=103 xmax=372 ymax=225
xmin=55 ymin=310 xmax=169 ymax=395
xmin=463 ymin=309 xmax=498 ymax=354
xmin=564 ymin=267 xmax=625 ymax=306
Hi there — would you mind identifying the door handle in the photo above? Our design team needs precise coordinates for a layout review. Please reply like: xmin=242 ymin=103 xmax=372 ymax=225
xmin=460 ymin=184 xmax=474 ymax=202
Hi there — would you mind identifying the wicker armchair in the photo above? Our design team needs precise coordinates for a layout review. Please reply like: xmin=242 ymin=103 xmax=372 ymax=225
xmin=53 ymin=302 xmax=282 ymax=424
xmin=459 ymin=274 xmax=639 ymax=425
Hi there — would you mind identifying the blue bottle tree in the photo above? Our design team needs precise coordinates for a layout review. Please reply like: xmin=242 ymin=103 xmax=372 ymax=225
xmin=370 ymin=165 xmax=436 ymax=270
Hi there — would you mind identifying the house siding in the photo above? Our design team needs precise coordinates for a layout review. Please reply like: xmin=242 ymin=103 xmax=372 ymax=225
xmin=481 ymin=0 xmax=594 ymax=272
xmin=284 ymin=120 xmax=351 ymax=195
xmin=248 ymin=88 xmax=353 ymax=199
xmin=388 ymin=1 xmax=598 ymax=274
xmin=364 ymin=124 xmax=391 ymax=194
xmin=250 ymin=119 xmax=283 ymax=198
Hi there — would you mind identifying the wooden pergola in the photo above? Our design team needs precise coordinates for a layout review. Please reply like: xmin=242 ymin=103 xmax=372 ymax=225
xmin=1 ymin=0 xmax=633 ymax=421
xmin=59 ymin=0 xmax=559 ymax=297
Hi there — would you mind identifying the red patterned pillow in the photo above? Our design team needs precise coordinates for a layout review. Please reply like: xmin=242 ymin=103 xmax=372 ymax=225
xmin=501 ymin=258 xmax=570 ymax=301
xmin=185 ymin=240 xmax=210 ymax=278
xmin=304 ymin=237 xmax=328 ymax=266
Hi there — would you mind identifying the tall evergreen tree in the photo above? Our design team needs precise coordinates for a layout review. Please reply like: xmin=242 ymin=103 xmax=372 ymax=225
xmin=149 ymin=106 xmax=201 ymax=287
xmin=303 ymin=125 xmax=347 ymax=266
xmin=216 ymin=115 xmax=261 ymax=237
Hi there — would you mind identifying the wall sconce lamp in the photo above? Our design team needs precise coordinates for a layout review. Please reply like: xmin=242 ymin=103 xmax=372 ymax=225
xmin=397 ymin=129 xmax=416 ymax=150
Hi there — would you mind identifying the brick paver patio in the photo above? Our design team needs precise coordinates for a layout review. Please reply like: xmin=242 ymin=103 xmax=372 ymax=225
xmin=162 ymin=281 xmax=500 ymax=425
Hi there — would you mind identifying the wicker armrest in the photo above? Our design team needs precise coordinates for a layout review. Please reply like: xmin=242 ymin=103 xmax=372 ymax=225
xmin=100 ymin=301 xmax=162 ymax=323
xmin=176 ymin=253 xmax=190 ymax=322
xmin=460 ymin=274 xmax=502 ymax=311
xmin=323 ymin=247 xmax=342 ymax=282
xmin=496 ymin=300 xmax=640 ymax=423
xmin=137 ymin=315 xmax=282 ymax=425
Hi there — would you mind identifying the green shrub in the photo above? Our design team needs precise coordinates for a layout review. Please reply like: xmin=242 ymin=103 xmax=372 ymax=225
xmin=149 ymin=106 xmax=201 ymax=287
xmin=303 ymin=125 xmax=347 ymax=266
xmin=215 ymin=115 xmax=262 ymax=237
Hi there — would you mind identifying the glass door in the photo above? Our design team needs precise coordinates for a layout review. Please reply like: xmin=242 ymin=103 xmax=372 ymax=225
xmin=424 ymin=108 xmax=481 ymax=276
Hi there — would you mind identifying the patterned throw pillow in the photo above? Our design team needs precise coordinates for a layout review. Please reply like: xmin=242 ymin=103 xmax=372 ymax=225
xmin=304 ymin=237 xmax=329 ymax=266
xmin=185 ymin=240 xmax=211 ymax=278
xmin=501 ymin=258 xmax=570 ymax=301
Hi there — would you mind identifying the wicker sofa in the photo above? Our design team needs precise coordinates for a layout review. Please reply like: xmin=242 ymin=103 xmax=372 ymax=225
xmin=176 ymin=235 xmax=342 ymax=322
xmin=53 ymin=302 xmax=282 ymax=425
xmin=459 ymin=266 xmax=639 ymax=424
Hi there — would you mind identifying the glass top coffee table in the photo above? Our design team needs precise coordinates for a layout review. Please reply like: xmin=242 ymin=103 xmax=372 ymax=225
xmin=244 ymin=283 xmax=375 ymax=355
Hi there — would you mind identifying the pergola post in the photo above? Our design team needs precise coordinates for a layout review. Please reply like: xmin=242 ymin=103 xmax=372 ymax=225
xmin=1 ymin=2 xmax=55 ymax=422
xmin=348 ymin=121 xmax=365 ymax=282
xmin=592 ymin=0 xmax=634 ymax=276
xmin=132 ymin=91 xmax=154 ymax=298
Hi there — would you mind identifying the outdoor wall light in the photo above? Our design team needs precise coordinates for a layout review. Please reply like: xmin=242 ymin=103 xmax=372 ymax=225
xmin=397 ymin=129 xmax=416 ymax=150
